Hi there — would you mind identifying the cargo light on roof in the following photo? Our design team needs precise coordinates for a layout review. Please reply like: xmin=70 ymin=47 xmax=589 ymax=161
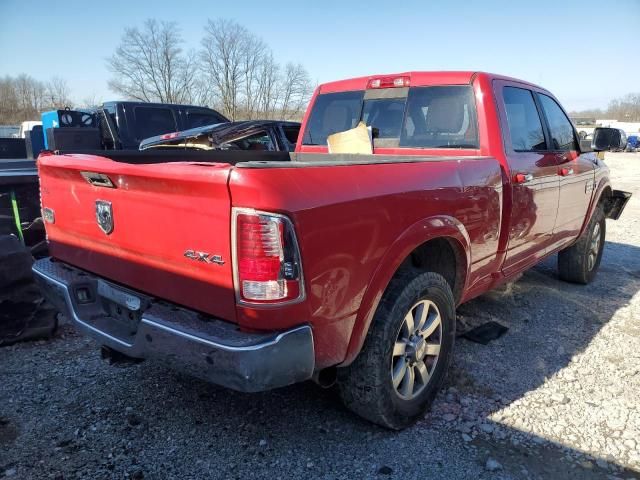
xmin=367 ymin=76 xmax=410 ymax=89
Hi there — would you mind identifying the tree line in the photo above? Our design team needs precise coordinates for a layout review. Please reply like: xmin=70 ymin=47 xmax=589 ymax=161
xmin=107 ymin=18 xmax=313 ymax=121
xmin=569 ymin=93 xmax=640 ymax=123
xmin=0 ymin=18 xmax=313 ymax=126
xmin=0 ymin=75 xmax=73 ymax=125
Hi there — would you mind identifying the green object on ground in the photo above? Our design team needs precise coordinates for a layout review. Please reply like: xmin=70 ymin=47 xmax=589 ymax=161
xmin=10 ymin=190 xmax=24 ymax=245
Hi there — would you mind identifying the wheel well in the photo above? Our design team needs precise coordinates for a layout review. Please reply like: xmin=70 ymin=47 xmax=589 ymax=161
xmin=599 ymin=186 xmax=612 ymax=214
xmin=397 ymin=237 xmax=466 ymax=304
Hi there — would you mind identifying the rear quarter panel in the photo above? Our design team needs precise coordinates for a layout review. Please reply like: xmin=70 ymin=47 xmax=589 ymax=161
xmin=229 ymin=158 xmax=502 ymax=368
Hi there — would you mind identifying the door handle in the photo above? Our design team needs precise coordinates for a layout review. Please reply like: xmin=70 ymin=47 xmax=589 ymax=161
xmin=559 ymin=167 xmax=574 ymax=176
xmin=515 ymin=173 xmax=534 ymax=184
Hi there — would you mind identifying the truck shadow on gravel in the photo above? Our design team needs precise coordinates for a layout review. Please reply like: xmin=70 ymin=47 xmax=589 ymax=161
xmin=137 ymin=239 xmax=640 ymax=479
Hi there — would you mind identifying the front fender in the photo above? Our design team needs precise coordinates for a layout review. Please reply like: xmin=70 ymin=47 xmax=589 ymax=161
xmin=341 ymin=215 xmax=471 ymax=366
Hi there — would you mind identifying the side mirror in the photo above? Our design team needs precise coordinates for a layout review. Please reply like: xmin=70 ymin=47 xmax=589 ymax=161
xmin=592 ymin=127 xmax=624 ymax=152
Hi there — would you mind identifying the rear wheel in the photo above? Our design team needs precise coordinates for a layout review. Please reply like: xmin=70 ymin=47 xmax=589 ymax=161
xmin=337 ymin=271 xmax=456 ymax=429
xmin=558 ymin=206 xmax=605 ymax=284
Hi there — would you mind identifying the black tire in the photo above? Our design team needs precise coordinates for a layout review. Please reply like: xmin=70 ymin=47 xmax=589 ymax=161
xmin=558 ymin=206 xmax=606 ymax=284
xmin=337 ymin=271 xmax=456 ymax=429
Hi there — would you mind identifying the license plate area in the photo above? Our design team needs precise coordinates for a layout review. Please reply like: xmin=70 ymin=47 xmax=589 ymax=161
xmin=102 ymin=300 xmax=141 ymax=333
xmin=97 ymin=280 xmax=145 ymax=334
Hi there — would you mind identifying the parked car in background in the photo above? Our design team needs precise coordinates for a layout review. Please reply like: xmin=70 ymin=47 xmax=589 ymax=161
xmin=34 ymin=71 xmax=631 ymax=429
xmin=626 ymin=135 xmax=639 ymax=152
xmin=0 ymin=126 xmax=20 ymax=138
xmin=90 ymin=101 xmax=230 ymax=150
xmin=615 ymin=129 xmax=628 ymax=151
xmin=139 ymin=120 xmax=301 ymax=152
xmin=14 ymin=121 xmax=42 ymax=139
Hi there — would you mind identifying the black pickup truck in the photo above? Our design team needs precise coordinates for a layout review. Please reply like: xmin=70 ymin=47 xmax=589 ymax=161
xmin=98 ymin=101 xmax=229 ymax=150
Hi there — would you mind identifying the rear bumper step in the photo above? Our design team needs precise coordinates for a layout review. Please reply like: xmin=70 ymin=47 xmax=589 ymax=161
xmin=32 ymin=257 xmax=315 ymax=392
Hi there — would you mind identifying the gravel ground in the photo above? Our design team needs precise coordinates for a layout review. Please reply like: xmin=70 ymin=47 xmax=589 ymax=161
xmin=1 ymin=152 xmax=640 ymax=480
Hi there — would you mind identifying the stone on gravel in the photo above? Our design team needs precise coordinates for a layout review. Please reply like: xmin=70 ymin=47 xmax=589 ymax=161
xmin=550 ymin=393 xmax=570 ymax=404
xmin=378 ymin=465 xmax=393 ymax=475
xmin=485 ymin=458 xmax=502 ymax=472
xmin=479 ymin=423 xmax=494 ymax=434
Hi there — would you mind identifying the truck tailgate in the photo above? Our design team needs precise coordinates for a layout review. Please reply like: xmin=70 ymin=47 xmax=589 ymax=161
xmin=38 ymin=153 xmax=237 ymax=322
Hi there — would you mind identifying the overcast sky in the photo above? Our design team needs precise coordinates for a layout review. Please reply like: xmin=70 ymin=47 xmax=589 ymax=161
xmin=1 ymin=0 xmax=639 ymax=111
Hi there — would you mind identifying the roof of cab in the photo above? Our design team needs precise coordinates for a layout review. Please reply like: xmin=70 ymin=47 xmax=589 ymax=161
xmin=317 ymin=71 xmax=544 ymax=94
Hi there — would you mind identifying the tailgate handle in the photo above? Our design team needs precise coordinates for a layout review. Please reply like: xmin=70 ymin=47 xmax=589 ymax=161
xmin=81 ymin=171 xmax=115 ymax=188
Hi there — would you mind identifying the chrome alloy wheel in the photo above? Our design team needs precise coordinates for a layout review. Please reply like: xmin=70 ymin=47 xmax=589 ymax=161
xmin=391 ymin=299 xmax=442 ymax=400
xmin=587 ymin=222 xmax=602 ymax=271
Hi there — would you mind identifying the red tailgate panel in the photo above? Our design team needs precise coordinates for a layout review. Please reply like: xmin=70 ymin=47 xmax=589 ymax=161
xmin=38 ymin=153 xmax=237 ymax=323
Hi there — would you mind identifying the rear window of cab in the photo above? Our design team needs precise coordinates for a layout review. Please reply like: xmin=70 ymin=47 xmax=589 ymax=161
xmin=302 ymin=85 xmax=479 ymax=149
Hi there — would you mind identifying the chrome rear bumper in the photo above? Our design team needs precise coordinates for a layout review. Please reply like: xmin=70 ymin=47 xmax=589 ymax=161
xmin=33 ymin=257 xmax=314 ymax=392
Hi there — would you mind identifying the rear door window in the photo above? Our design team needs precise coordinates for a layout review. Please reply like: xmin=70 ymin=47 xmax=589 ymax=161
xmin=133 ymin=107 xmax=177 ymax=141
xmin=537 ymin=94 xmax=577 ymax=151
xmin=281 ymin=125 xmax=301 ymax=150
xmin=302 ymin=91 xmax=364 ymax=145
xmin=226 ymin=131 xmax=276 ymax=151
xmin=502 ymin=87 xmax=547 ymax=151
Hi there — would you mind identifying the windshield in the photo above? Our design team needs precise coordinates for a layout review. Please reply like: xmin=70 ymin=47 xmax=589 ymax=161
xmin=302 ymin=85 xmax=479 ymax=149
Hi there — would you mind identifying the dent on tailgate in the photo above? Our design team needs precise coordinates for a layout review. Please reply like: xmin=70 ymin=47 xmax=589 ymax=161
xmin=38 ymin=153 xmax=238 ymax=323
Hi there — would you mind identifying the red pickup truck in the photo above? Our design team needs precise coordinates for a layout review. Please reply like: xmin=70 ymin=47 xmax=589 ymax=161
xmin=33 ymin=71 xmax=630 ymax=429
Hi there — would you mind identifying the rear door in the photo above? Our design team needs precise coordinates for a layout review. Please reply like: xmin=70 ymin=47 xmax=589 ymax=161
xmin=536 ymin=93 xmax=595 ymax=248
xmin=132 ymin=105 xmax=178 ymax=144
xmin=494 ymin=82 xmax=560 ymax=274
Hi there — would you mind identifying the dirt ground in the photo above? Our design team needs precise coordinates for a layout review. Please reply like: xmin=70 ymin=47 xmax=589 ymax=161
xmin=1 ymin=152 xmax=639 ymax=479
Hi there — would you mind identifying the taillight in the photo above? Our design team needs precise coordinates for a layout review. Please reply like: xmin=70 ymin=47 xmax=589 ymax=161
xmin=161 ymin=132 xmax=180 ymax=140
xmin=233 ymin=208 xmax=304 ymax=304
xmin=367 ymin=76 xmax=410 ymax=89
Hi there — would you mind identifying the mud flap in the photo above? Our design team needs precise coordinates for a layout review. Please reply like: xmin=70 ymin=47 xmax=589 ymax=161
xmin=605 ymin=190 xmax=632 ymax=220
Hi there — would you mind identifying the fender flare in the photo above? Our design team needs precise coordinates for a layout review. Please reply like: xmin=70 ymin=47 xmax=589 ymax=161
xmin=341 ymin=215 xmax=471 ymax=366
xmin=579 ymin=177 xmax=611 ymax=238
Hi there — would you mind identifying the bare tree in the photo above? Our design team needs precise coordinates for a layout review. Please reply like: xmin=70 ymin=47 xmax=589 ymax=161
xmin=45 ymin=76 xmax=72 ymax=109
xmin=80 ymin=93 xmax=104 ymax=109
xmin=200 ymin=19 xmax=253 ymax=120
xmin=607 ymin=93 xmax=640 ymax=122
xmin=199 ymin=18 xmax=313 ymax=121
xmin=107 ymin=19 xmax=198 ymax=104
xmin=255 ymin=53 xmax=280 ymax=119
xmin=279 ymin=62 xmax=312 ymax=120
xmin=0 ymin=74 xmax=53 ymax=124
